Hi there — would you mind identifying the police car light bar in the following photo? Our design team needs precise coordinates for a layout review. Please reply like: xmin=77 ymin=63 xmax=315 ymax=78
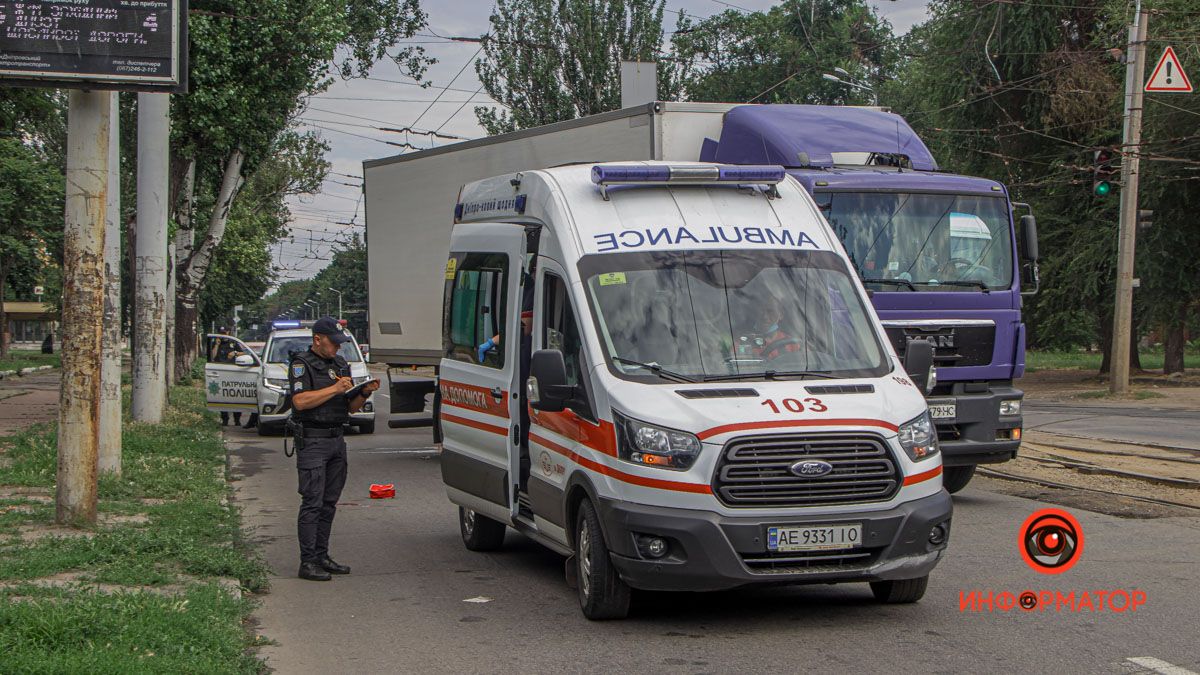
xmin=272 ymin=320 xmax=301 ymax=329
xmin=590 ymin=164 xmax=786 ymax=186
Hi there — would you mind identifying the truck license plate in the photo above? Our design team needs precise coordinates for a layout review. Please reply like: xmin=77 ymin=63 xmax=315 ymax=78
xmin=767 ymin=524 xmax=862 ymax=552
xmin=928 ymin=402 xmax=956 ymax=420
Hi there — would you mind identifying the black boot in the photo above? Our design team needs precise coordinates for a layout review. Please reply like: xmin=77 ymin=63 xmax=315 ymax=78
xmin=298 ymin=561 xmax=332 ymax=581
xmin=319 ymin=556 xmax=351 ymax=575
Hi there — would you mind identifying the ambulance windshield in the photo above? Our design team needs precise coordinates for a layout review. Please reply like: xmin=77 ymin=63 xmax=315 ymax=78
xmin=580 ymin=250 xmax=889 ymax=382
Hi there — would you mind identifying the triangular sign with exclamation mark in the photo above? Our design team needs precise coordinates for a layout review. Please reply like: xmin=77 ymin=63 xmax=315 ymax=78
xmin=1145 ymin=46 xmax=1192 ymax=92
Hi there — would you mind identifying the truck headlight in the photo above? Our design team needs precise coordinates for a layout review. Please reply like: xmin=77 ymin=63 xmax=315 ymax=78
xmin=1000 ymin=399 xmax=1021 ymax=416
xmin=263 ymin=378 xmax=288 ymax=392
xmin=614 ymin=411 xmax=701 ymax=470
xmin=898 ymin=411 xmax=938 ymax=462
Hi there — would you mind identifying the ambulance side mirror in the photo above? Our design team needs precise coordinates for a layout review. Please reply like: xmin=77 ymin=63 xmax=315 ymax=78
xmin=904 ymin=339 xmax=936 ymax=395
xmin=528 ymin=349 xmax=573 ymax=413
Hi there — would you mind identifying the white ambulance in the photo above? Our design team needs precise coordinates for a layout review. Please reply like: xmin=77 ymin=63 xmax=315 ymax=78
xmin=438 ymin=162 xmax=950 ymax=620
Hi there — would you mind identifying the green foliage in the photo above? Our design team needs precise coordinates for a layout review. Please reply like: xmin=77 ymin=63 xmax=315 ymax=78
xmin=670 ymin=0 xmax=896 ymax=104
xmin=0 ymin=350 xmax=60 ymax=372
xmin=475 ymin=0 xmax=673 ymax=134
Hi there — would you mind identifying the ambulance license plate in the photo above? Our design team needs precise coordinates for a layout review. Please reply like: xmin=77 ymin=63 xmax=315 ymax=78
xmin=767 ymin=523 xmax=862 ymax=552
xmin=928 ymin=402 xmax=956 ymax=420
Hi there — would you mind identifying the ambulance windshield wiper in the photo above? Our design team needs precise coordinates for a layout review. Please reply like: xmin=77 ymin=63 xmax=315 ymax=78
xmin=703 ymin=370 xmax=840 ymax=382
xmin=612 ymin=357 xmax=697 ymax=383
xmin=861 ymin=277 xmax=916 ymax=291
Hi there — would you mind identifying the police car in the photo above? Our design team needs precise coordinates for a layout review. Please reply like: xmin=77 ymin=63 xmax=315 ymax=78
xmin=256 ymin=320 xmax=376 ymax=435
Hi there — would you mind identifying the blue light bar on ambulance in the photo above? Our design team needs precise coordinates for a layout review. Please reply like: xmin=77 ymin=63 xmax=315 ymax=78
xmin=590 ymin=164 xmax=785 ymax=186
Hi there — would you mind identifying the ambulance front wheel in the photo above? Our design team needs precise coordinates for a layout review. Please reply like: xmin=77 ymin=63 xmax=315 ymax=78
xmin=575 ymin=499 xmax=631 ymax=620
xmin=869 ymin=575 xmax=929 ymax=603
xmin=459 ymin=506 xmax=505 ymax=551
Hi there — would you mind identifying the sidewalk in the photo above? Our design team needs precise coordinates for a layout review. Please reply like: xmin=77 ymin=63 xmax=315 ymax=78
xmin=0 ymin=370 xmax=60 ymax=437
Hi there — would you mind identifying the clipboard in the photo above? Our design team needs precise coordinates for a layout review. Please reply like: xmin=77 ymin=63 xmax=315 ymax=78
xmin=343 ymin=379 xmax=379 ymax=400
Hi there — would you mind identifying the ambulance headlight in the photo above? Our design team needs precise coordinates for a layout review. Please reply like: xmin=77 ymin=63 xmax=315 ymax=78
xmin=898 ymin=411 xmax=938 ymax=462
xmin=614 ymin=411 xmax=701 ymax=470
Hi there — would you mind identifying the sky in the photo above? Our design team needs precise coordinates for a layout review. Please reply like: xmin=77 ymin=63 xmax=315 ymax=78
xmin=278 ymin=0 xmax=933 ymax=282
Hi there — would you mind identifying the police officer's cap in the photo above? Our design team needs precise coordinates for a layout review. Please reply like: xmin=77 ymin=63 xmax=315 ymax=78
xmin=312 ymin=316 xmax=351 ymax=344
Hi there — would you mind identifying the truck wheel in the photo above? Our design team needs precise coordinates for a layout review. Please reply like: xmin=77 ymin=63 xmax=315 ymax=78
xmin=459 ymin=506 xmax=505 ymax=551
xmin=870 ymin=575 xmax=929 ymax=603
xmin=574 ymin=499 xmax=631 ymax=620
xmin=357 ymin=421 xmax=376 ymax=435
xmin=943 ymin=466 xmax=976 ymax=494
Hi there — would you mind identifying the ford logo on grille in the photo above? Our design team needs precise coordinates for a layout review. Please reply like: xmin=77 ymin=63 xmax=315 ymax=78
xmin=790 ymin=460 xmax=834 ymax=477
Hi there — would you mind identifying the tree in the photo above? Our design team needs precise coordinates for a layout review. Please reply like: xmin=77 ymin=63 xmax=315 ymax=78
xmin=0 ymin=139 xmax=64 ymax=358
xmin=309 ymin=234 xmax=368 ymax=338
xmin=474 ymin=0 xmax=674 ymax=134
xmin=170 ymin=0 xmax=429 ymax=378
xmin=670 ymin=0 xmax=896 ymax=105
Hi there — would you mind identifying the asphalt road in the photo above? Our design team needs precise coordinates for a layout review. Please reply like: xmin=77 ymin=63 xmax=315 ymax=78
xmin=1024 ymin=401 xmax=1200 ymax=451
xmin=227 ymin=395 xmax=1200 ymax=674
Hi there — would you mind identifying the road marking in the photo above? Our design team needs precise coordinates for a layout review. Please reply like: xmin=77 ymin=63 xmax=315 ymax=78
xmin=462 ymin=596 xmax=492 ymax=603
xmin=1126 ymin=657 xmax=1199 ymax=675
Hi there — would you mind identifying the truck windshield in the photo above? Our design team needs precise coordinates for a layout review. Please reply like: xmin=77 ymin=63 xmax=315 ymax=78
xmin=266 ymin=336 xmax=362 ymax=363
xmin=817 ymin=192 xmax=1013 ymax=291
xmin=579 ymin=250 xmax=889 ymax=383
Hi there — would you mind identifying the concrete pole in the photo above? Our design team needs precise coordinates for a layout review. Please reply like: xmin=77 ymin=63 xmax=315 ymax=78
xmin=131 ymin=93 xmax=169 ymax=422
xmin=57 ymin=89 xmax=111 ymax=525
xmin=1110 ymin=9 xmax=1148 ymax=395
xmin=99 ymin=93 xmax=122 ymax=476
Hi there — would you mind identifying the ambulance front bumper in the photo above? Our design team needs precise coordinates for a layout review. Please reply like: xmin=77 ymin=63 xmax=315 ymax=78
xmin=598 ymin=490 xmax=952 ymax=592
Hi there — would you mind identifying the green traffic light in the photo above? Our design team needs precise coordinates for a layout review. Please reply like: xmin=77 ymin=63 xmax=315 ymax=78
xmin=1094 ymin=181 xmax=1112 ymax=197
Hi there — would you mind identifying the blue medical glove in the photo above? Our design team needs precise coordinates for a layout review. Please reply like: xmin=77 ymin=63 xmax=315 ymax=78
xmin=477 ymin=338 xmax=496 ymax=363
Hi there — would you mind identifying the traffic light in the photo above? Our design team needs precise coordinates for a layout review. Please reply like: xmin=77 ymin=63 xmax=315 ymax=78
xmin=1093 ymin=148 xmax=1116 ymax=197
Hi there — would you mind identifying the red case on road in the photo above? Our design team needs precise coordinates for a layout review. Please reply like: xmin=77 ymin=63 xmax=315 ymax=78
xmin=369 ymin=483 xmax=395 ymax=499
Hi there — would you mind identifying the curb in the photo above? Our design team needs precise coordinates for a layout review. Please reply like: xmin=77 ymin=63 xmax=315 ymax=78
xmin=0 ymin=365 xmax=54 ymax=379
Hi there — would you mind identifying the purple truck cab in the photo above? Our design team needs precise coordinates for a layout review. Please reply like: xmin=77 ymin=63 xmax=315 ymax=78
xmin=702 ymin=105 xmax=1039 ymax=492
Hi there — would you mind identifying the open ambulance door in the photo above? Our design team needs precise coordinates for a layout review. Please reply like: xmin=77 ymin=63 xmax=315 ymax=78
xmin=438 ymin=223 xmax=527 ymax=525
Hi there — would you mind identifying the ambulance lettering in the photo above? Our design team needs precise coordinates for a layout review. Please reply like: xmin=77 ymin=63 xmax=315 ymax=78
xmin=440 ymin=383 xmax=489 ymax=411
xmin=591 ymin=225 xmax=821 ymax=253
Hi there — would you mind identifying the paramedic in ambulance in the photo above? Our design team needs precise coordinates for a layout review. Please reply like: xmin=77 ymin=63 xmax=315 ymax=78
xmin=753 ymin=296 xmax=803 ymax=362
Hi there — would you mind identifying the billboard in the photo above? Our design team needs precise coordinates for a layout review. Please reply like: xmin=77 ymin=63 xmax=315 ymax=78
xmin=0 ymin=0 xmax=186 ymax=92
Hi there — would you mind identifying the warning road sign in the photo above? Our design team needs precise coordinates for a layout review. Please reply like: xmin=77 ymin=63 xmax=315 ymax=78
xmin=1145 ymin=46 xmax=1192 ymax=93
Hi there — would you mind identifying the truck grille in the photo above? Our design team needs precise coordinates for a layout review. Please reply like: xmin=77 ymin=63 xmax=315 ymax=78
xmin=713 ymin=433 xmax=900 ymax=508
xmin=885 ymin=324 xmax=995 ymax=367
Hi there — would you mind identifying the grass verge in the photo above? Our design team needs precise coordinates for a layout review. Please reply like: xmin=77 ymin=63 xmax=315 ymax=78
xmin=0 ymin=349 xmax=61 ymax=373
xmin=1026 ymin=350 xmax=1200 ymax=372
xmin=0 ymin=384 xmax=266 ymax=673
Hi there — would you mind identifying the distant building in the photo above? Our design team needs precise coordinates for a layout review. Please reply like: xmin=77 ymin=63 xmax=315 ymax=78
xmin=3 ymin=302 xmax=58 ymax=347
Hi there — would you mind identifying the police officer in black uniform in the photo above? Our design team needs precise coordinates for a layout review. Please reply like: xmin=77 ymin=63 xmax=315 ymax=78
xmin=287 ymin=317 xmax=380 ymax=581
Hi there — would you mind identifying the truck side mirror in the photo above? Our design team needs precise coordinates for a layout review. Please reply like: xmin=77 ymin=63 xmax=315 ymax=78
xmin=528 ymin=349 xmax=574 ymax=413
xmin=904 ymin=339 xmax=936 ymax=395
xmin=1021 ymin=214 xmax=1039 ymax=262
xmin=234 ymin=354 xmax=255 ymax=367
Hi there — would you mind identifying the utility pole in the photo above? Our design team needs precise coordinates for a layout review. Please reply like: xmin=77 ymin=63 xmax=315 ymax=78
xmin=99 ymin=93 xmax=122 ymax=476
xmin=1110 ymin=6 xmax=1149 ymax=395
xmin=57 ymin=90 xmax=111 ymax=525
xmin=131 ymin=93 xmax=169 ymax=422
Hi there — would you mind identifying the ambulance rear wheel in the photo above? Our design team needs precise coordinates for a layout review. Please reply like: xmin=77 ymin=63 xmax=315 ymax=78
xmin=870 ymin=575 xmax=929 ymax=603
xmin=943 ymin=466 xmax=975 ymax=494
xmin=575 ymin=499 xmax=631 ymax=620
xmin=459 ymin=506 xmax=505 ymax=551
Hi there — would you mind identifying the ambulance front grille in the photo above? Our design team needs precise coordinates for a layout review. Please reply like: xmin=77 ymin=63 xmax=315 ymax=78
xmin=713 ymin=433 xmax=899 ymax=507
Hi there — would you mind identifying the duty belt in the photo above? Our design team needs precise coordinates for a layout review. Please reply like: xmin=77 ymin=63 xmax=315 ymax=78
xmin=302 ymin=426 xmax=344 ymax=438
